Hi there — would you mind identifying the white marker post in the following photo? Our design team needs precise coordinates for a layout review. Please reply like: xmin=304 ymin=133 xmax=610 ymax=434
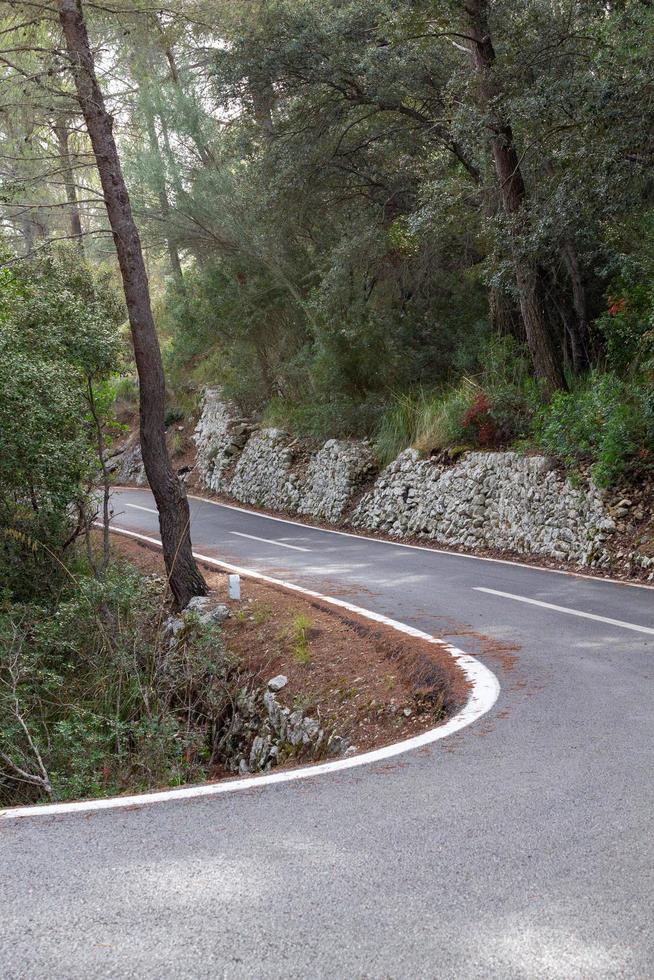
xmin=228 ymin=574 xmax=241 ymax=600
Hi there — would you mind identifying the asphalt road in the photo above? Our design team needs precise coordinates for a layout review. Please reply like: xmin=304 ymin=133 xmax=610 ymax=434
xmin=2 ymin=487 xmax=653 ymax=979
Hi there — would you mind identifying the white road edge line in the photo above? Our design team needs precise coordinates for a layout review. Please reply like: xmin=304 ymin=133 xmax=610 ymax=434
xmin=229 ymin=530 xmax=311 ymax=552
xmin=125 ymin=502 xmax=158 ymax=514
xmin=0 ymin=525 xmax=500 ymax=821
xmin=114 ymin=486 xmax=653 ymax=591
xmin=474 ymin=587 xmax=654 ymax=635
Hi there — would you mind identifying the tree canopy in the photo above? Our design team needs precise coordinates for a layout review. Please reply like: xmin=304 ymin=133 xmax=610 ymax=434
xmin=0 ymin=0 xmax=652 ymax=470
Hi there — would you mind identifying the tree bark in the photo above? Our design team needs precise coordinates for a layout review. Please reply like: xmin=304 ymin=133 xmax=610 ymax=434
xmin=249 ymin=73 xmax=275 ymax=140
xmin=57 ymin=0 xmax=207 ymax=608
xmin=53 ymin=117 xmax=84 ymax=255
xmin=489 ymin=285 xmax=524 ymax=340
xmin=143 ymin=106 xmax=185 ymax=286
xmin=463 ymin=0 xmax=566 ymax=391
xmin=559 ymin=238 xmax=591 ymax=373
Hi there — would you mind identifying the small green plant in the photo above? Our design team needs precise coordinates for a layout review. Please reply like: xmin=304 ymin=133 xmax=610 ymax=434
xmin=288 ymin=612 xmax=313 ymax=664
xmin=167 ymin=429 xmax=185 ymax=457
xmin=250 ymin=602 xmax=273 ymax=625
xmin=164 ymin=407 xmax=184 ymax=428
xmin=237 ymin=601 xmax=273 ymax=625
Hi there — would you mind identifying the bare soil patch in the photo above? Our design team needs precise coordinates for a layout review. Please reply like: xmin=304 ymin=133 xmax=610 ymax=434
xmin=109 ymin=534 xmax=470 ymax=759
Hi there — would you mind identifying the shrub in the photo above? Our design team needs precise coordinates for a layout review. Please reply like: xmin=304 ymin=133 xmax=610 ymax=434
xmin=413 ymin=382 xmax=478 ymax=453
xmin=263 ymin=393 xmax=382 ymax=442
xmin=164 ymin=407 xmax=184 ymax=428
xmin=374 ymin=392 xmax=423 ymax=465
xmin=533 ymin=372 xmax=654 ymax=487
xmin=0 ymin=248 xmax=122 ymax=601
xmin=462 ymin=392 xmax=496 ymax=446
xmin=597 ymin=276 xmax=654 ymax=375
xmin=0 ymin=561 xmax=245 ymax=806
xmin=376 ymin=339 xmax=541 ymax=461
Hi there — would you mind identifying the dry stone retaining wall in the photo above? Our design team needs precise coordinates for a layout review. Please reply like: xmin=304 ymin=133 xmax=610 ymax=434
xmin=193 ymin=388 xmax=255 ymax=493
xmin=351 ymin=449 xmax=614 ymax=564
xmin=228 ymin=428 xmax=304 ymax=512
xmin=184 ymin=390 xmax=620 ymax=566
xmin=298 ymin=439 xmax=376 ymax=522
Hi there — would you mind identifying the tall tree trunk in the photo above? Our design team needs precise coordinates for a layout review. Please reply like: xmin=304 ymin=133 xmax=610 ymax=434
xmin=559 ymin=238 xmax=591 ymax=373
xmin=58 ymin=0 xmax=207 ymax=608
xmin=249 ymin=73 xmax=275 ymax=140
xmin=153 ymin=15 xmax=215 ymax=168
xmin=19 ymin=213 xmax=35 ymax=256
xmin=463 ymin=0 xmax=566 ymax=391
xmin=143 ymin=107 xmax=184 ymax=286
xmin=489 ymin=285 xmax=524 ymax=340
xmin=53 ymin=117 xmax=84 ymax=254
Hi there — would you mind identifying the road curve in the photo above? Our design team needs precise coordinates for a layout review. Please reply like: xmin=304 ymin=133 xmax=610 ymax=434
xmin=2 ymin=487 xmax=653 ymax=979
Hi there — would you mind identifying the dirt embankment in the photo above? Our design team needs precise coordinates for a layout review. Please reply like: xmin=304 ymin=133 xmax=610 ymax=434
xmin=111 ymin=534 xmax=470 ymax=761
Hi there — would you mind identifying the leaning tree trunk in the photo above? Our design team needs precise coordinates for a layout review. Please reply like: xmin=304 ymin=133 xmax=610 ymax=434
xmin=463 ymin=0 xmax=566 ymax=392
xmin=58 ymin=0 xmax=207 ymax=608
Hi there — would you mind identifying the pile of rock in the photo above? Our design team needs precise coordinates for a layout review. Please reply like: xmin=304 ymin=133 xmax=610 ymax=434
xmin=162 ymin=605 xmax=349 ymax=773
xmin=244 ymin=675 xmax=352 ymax=772
xmin=214 ymin=672 xmax=351 ymax=775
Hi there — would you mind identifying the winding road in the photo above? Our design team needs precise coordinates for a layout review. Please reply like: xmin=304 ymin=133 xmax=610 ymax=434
xmin=2 ymin=486 xmax=653 ymax=979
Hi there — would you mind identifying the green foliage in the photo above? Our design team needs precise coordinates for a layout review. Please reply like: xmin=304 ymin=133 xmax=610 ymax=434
xmin=595 ymin=233 xmax=654 ymax=375
xmin=374 ymin=392 xmax=424 ymax=466
xmin=0 ymin=246 xmax=123 ymax=600
xmin=263 ymin=393 xmax=382 ymax=442
xmin=0 ymin=560 xmax=244 ymax=806
xmin=534 ymin=373 xmax=654 ymax=487
xmin=287 ymin=612 xmax=313 ymax=665
xmin=375 ymin=339 xmax=542 ymax=460
xmin=413 ymin=383 xmax=479 ymax=454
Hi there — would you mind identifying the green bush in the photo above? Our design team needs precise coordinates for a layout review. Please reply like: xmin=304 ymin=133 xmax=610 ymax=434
xmin=533 ymin=372 xmax=654 ymax=487
xmin=413 ymin=383 xmax=478 ymax=454
xmin=0 ymin=247 xmax=123 ymax=601
xmin=263 ymin=393 xmax=382 ymax=442
xmin=0 ymin=561 xmax=245 ymax=806
xmin=596 ymin=275 xmax=654 ymax=375
xmin=375 ymin=339 xmax=542 ymax=462
xmin=475 ymin=337 xmax=542 ymax=444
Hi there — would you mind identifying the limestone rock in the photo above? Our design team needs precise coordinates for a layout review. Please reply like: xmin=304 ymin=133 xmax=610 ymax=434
xmin=298 ymin=439 xmax=377 ymax=522
xmin=352 ymin=449 xmax=613 ymax=565
xmin=193 ymin=388 xmax=256 ymax=493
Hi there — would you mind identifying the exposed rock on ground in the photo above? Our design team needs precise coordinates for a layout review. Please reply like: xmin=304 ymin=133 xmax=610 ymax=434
xmin=109 ymin=440 xmax=147 ymax=486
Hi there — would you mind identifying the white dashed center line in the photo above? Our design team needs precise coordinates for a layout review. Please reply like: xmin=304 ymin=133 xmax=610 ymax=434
xmin=229 ymin=531 xmax=311 ymax=552
xmin=474 ymin=587 xmax=654 ymax=635
xmin=125 ymin=503 xmax=158 ymax=514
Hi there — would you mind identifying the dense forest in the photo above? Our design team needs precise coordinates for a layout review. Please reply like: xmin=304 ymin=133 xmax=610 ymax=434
xmin=1 ymin=0 xmax=653 ymax=803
